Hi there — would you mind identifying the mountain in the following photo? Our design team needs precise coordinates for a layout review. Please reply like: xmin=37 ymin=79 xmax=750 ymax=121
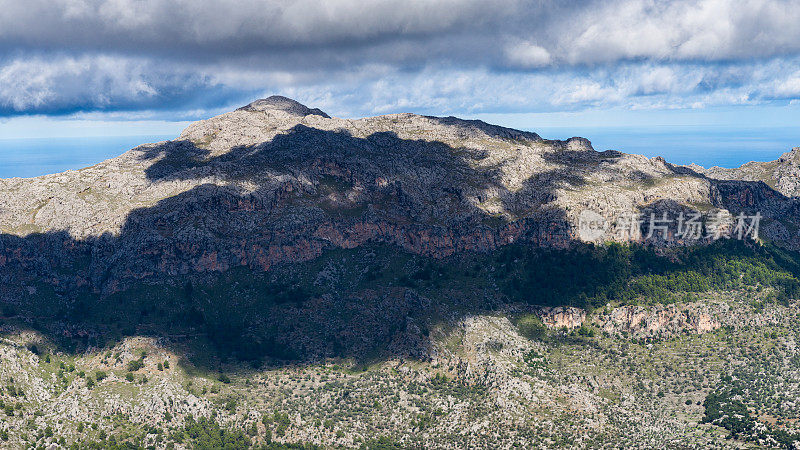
xmin=2 ymin=97 xmax=800 ymax=448
xmin=1 ymin=96 xmax=798 ymax=289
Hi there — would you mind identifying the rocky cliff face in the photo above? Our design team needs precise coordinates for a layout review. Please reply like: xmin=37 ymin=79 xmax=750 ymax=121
xmin=0 ymin=96 xmax=798 ymax=297
xmin=702 ymin=147 xmax=800 ymax=198
xmin=597 ymin=303 xmax=720 ymax=338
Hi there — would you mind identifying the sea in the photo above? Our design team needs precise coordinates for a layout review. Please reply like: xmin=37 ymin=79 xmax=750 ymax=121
xmin=535 ymin=126 xmax=800 ymax=168
xmin=0 ymin=135 xmax=175 ymax=178
xmin=1 ymin=127 xmax=799 ymax=178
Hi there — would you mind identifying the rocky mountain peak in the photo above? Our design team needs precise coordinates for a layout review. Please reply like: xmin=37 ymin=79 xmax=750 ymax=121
xmin=778 ymin=147 xmax=800 ymax=165
xmin=237 ymin=95 xmax=330 ymax=118
xmin=564 ymin=137 xmax=594 ymax=151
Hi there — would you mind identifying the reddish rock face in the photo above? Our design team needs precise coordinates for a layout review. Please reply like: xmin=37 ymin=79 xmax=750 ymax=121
xmin=598 ymin=304 xmax=721 ymax=338
xmin=538 ymin=307 xmax=586 ymax=329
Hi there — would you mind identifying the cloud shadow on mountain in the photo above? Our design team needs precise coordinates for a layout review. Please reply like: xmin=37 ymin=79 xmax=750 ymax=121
xmin=1 ymin=124 xmax=794 ymax=371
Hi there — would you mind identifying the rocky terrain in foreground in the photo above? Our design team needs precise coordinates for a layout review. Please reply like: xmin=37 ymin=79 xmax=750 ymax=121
xmin=1 ymin=97 xmax=800 ymax=448
xmin=1 ymin=289 xmax=800 ymax=449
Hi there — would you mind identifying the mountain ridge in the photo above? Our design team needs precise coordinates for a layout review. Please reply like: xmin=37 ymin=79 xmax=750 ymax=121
xmin=1 ymin=96 xmax=797 ymax=238
xmin=3 ymin=98 xmax=800 ymax=448
xmin=0 ymin=97 xmax=799 ymax=299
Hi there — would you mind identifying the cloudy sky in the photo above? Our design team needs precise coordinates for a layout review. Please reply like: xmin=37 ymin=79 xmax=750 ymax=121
xmin=1 ymin=0 xmax=800 ymax=137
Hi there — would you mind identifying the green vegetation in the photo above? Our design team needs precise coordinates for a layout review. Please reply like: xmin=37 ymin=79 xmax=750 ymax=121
xmin=1 ymin=287 xmax=800 ymax=448
xmin=8 ymin=238 xmax=800 ymax=366
xmin=499 ymin=240 xmax=800 ymax=309
xmin=181 ymin=416 xmax=251 ymax=449
xmin=126 ymin=359 xmax=143 ymax=372
xmin=703 ymin=377 xmax=800 ymax=448
xmin=515 ymin=314 xmax=547 ymax=340
xmin=358 ymin=436 xmax=406 ymax=449
xmin=271 ymin=411 xmax=291 ymax=437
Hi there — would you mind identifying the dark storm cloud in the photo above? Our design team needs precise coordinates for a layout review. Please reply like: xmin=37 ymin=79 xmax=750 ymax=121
xmin=1 ymin=0 xmax=800 ymax=116
xmin=0 ymin=0 xmax=530 ymax=65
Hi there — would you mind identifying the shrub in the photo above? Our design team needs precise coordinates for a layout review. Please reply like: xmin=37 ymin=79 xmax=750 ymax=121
xmin=127 ymin=359 xmax=144 ymax=372
xmin=516 ymin=314 xmax=547 ymax=340
xmin=224 ymin=398 xmax=237 ymax=413
xmin=181 ymin=416 xmax=250 ymax=449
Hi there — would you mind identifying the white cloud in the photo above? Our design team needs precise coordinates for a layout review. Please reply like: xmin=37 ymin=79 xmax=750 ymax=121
xmin=554 ymin=82 xmax=619 ymax=106
xmin=4 ymin=53 xmax=800 ymax=117
xmin=561 ymin=0 xmax=800 ymax=64
xmin=2 ymin=0 xmax=800 ymax=116
xmin=633 ymin=67 xmax=682 ymax=95
xmin=0 ymin=54 xmax=211 ymax=114
xmin=773 ymin=74 xmax=800 ymax=98
xmin=505 ymin=42 xmax=552 ymax=68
